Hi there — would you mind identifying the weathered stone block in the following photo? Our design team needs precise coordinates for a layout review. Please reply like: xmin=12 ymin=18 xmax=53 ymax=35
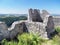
xmin=28 ymin=9 xmax=43 ymax=22
xmin=46 ymin=16 xmax=55 ymax=38
xmin=41 ymin=10 xmax=49 ymax=20
xmin=0 ymin=22 xmax=9 ymax=41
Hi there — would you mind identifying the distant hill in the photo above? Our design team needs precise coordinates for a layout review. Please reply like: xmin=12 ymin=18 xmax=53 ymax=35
xmin=0 ymin=14 xmax=28 ymax=17
xmin=0 ymin=15 xmax=27 ymax=27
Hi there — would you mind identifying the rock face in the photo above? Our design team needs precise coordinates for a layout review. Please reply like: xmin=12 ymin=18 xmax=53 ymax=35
xmin=8 ymin=21 xmax=25 ymax=39
xmin=0 ymin=9 xmax=55 ymax=40
xmin=46 ymin=16 xmax=55 ymax=38
xmin=25 ymin=22 xmax=48 ymax=38
xmin=0 ymin=22 xmax=9 ymax=41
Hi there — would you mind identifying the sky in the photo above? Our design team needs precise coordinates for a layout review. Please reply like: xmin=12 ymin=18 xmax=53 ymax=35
xmin=0 ymin=0 xmax=60 ymax=14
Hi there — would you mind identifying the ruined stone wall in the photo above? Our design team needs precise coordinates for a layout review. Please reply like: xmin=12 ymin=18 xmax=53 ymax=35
xmin=40 ymin=10 xmax=49 ymax=21
xmin=28 ymin=9 xmax=43 ymax=22
xmin=0 ymin=9 xmax=55 ymax=41
xmin=25 ymin=22 xmax=48 ymax=38
xmin=28 ymin=9 xmax=55 ymax=38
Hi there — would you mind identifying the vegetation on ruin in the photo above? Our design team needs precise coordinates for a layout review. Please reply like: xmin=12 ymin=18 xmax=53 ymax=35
xmin=0 ymin=27 xmax=60 ymax=45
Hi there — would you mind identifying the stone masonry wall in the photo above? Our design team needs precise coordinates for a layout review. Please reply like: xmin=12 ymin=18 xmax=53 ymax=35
xmin=0 ymin=9 xmax=55 ymax=41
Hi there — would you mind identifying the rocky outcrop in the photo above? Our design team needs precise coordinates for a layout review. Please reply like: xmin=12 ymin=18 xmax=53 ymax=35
xmin=0 ymin=9 xmax=55 ymax=41
xmin=0 ymin=22 xmax=9 ymax=41
xmin=8 ymin=21 xmax=25 ymax=39
xmin=45 ymin=16 xmax=55 ymax=38
xmin=28 ymin=9 xmax=55 ymax=38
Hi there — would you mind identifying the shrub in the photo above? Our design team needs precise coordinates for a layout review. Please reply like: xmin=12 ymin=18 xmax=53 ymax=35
xmin=17 ymin=33 xmax=46 ymax=45
xmin=51 ymin=35 xmax=60 ymax=45
xmin=55 ymin=27 xmax=60 ymax=33
xmin=55 ymin=27 xmax=60 ymax=36
xmin=1 ymin=33 xmax=46 ymax=45
xmin=1 ymin=39 xmax=18 ymax=45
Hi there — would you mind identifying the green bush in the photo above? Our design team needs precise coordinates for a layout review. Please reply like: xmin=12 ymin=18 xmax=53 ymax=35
xmin=1 ymin=33 xmax=46 ymax=45
xmin=51 ymin=35 xmax=60 ymax=45
xmin=17 ymin=33 xmax=45 ymax=45
xmin=55 ymin=27 xmax=60 ymax=33
xmin=1 ymin=39 xmax=18 ymax=45
xmin=1 ymin=33 xmax=60 ymax=45
xmin=55 ymin=27 xmax=60 ymax=36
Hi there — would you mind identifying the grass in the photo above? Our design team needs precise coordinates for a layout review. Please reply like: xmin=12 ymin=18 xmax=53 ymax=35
xmin=0 ymin=33 xmax=46 ymax=45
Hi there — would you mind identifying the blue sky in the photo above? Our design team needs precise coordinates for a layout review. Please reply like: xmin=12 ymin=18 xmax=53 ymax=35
xmin=0 ymin=0 xmax=60 ymax=14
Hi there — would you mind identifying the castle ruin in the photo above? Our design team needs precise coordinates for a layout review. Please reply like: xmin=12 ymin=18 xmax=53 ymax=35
xmin=0 ymin=9 xmax=55 ymax=41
